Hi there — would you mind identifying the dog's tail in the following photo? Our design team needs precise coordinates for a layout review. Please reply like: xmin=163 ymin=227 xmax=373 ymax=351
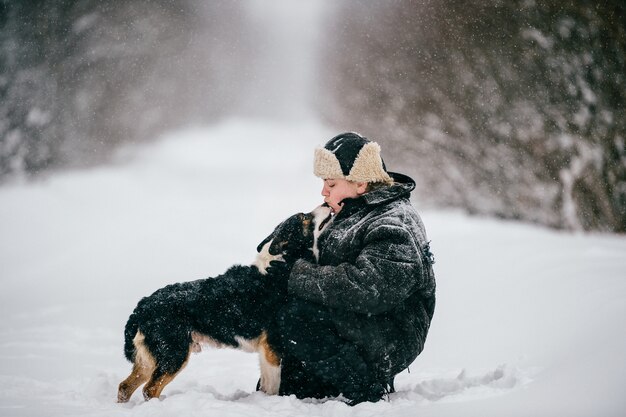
xmin=123 ymin=311 xmax=140 ymax=362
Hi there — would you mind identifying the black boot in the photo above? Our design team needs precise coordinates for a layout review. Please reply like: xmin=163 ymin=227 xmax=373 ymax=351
xmin=279 ymin=355 xmax=340 ymax=399
xmin=306 ymin=344 xmax=386 ymax=405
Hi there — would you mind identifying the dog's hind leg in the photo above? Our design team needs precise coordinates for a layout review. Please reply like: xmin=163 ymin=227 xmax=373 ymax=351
xmin=118 ymin=331 xmax=156 ymax=403
xmin=118 ymin=362 xmax=152 ymax=403
xmin=142 ymin=351 xmax=191 ymax=401
xmin=142 ymin=370 xmax=173 ymax=401
xmin=258 ymin=331 xmax=281 ymax=395
xmin=142 ymin=365 xmax=184 ymax=401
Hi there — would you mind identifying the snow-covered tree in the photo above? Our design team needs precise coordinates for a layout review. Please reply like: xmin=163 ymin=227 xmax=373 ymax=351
xmin=0 ymin=0 xmax=254 ymax=178
xmin=319 ymin=0 xmax=625 ymax=232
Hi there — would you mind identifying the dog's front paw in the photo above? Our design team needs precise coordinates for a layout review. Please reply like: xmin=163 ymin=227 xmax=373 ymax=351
xmin=254 ymin=239 xmax=285 ymax=275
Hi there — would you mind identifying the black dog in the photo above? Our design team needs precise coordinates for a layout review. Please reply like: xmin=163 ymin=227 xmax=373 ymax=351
xmin=117 ymin=204 xmax=333 ymax=402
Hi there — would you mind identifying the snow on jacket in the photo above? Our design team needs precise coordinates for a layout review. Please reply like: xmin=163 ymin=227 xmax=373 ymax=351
xmin=288 ymin=172 xmax=436 ymax=378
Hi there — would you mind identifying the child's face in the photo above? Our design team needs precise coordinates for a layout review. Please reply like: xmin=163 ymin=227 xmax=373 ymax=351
xmin=321 ymin=179 xmax=367 ymax=214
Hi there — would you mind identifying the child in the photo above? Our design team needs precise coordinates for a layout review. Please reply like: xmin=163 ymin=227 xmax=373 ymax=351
xmin=267 ymin=132 xmax=436 ymax=405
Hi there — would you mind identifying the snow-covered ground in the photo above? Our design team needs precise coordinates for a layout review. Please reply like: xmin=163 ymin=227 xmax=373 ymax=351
xmin=1 ymin=119 xmax=625 ymax=417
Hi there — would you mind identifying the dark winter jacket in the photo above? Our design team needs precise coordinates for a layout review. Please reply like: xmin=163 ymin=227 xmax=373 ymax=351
xmin=288 ymin=172 xmax=436 ymax=378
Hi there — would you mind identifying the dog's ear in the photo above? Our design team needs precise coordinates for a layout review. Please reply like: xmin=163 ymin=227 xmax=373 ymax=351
xmin=267 ymin=213 xmax=305 ymax=255
xmin=260 ymin=216 xmax=289 ymax=253
xmin=257 ymin=232 xmax=275 ymax=253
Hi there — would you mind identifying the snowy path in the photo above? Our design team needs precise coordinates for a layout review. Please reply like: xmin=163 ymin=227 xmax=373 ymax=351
xmin=1 ymin=119 xmax=625 ymax=416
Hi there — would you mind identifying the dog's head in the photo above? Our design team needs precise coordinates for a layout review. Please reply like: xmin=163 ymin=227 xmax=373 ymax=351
xmin=254 ymin=203 xmax=333 ymax=274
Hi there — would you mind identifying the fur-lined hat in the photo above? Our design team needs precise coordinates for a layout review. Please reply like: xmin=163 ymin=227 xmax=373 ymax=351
xmin=314 ymin=132 xmax=393 ymax=184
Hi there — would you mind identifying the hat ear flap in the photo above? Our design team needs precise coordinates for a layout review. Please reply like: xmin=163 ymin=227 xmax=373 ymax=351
xmin=314 ymin=147 xmax=344 ymax=180
xmin=346 ymin=142 xmax=393 ymax=184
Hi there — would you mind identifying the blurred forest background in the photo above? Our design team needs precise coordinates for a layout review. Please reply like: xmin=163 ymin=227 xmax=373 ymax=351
xmin=1 ymin=0 xmax=625 ymax=232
